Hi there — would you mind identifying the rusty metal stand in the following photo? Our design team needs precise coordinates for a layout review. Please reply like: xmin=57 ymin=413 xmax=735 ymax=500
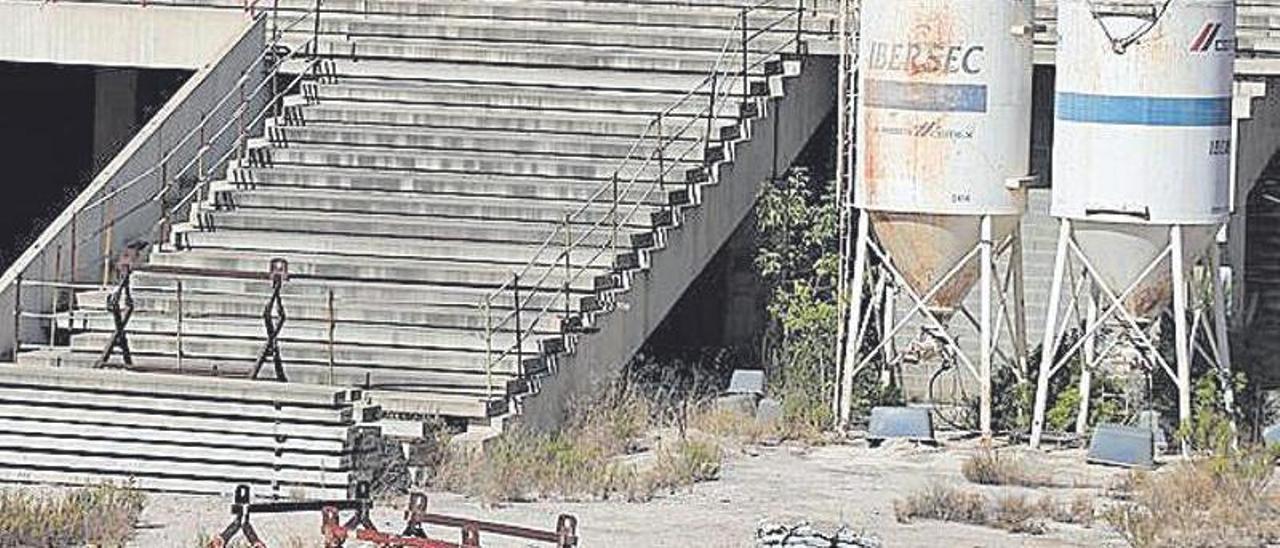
xmin=210 ymin=485 xmax=266 ymax=548
xmin=251 ymin=258 xmax=289 ymax=381
xmin=213 ymin=483 xmax=578 ymax=548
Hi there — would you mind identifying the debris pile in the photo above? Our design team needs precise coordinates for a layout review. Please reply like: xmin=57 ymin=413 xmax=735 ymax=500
xmin=756 ymin=521 xmax=882 ymax=548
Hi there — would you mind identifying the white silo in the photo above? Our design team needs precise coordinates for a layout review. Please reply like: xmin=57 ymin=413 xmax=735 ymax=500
xmin=1029 ymin=0 xmax=1237 ymax=448
xmin=837 ymin=0 xmax=1036 ymax=436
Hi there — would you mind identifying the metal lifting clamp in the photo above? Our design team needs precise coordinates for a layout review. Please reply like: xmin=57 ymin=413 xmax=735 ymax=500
xmin=251 ymin=257 xmax=289 ymax=381
xmin=96 ymin=250 xmax=139 ymax=368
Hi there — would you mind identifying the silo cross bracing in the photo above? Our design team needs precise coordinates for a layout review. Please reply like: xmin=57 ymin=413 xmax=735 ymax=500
xmin=838 ymin=0 xmax=1036 ymax=436
xmin=1029 ymin=0 xmax=1237 ymax=448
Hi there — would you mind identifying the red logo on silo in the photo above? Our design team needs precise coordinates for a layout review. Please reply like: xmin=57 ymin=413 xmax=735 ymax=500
xmin=1190 ymin=22 xmax=1225 ymax=52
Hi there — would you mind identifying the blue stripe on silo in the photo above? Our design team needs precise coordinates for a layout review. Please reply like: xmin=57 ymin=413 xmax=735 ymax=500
xmin=1056 ymin=93 xmax=1232 ymax=127
xmin=863 ymin=79 xmax=988 ymax=113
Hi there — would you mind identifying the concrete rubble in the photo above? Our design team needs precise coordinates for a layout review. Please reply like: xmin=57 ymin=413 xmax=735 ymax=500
xmin=756 ymin=521 xmax=882 ymax=548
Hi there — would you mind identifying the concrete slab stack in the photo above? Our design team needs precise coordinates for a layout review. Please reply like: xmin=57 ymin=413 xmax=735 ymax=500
xmin=0 ymin=365 xmax=376 ymax=499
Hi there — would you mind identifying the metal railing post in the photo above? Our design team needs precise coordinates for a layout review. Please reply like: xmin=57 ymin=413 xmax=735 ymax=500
xmin=741 ymin=8 xmax=749 ymax=108
xmin=176 ymin=280 xmax=184 ymax=372
xmin=706 ymin=71 xmax=718 ymax=148
xmin=326 ymin=288 xmax=336 ymax=385
xmin=513 ymin=273 xmax=523 ymax=378
xmin=238 ymin=79 xmax=248 ymax=160
xmin=657 ymin=114 xmax=665 ymax=191
xmin=198 ymin=110 xmax=209 ymax=182
xmin=69 ymin=211 xmax=78 ymax=281
xmin=795 ymin=0 xmax=804 ymax=55
xmin=611 ymin=173 xmax=619 ymax=261
xmin=484 ymin=300 xmax=493 ymax=399
xmin=563 ymin=215 xmax=572 ymax=325
xmin=271 ymin=0 xmax=281 ymax=41
xmin=12 ymin=274 xmax=21 ymax=356
xmin=313 ymin=0 xmax=323 ymax=58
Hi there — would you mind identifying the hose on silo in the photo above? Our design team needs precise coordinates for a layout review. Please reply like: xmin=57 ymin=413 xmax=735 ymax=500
xmin=1084 ymin=0 xmax=1174 ymax=54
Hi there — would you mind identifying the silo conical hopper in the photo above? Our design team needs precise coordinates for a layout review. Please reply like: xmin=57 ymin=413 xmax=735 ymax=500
xmin=855 ymin=0 xmax=1033 ymax=313
xmin=1052 ymin=0 xmax=1234 ymax=319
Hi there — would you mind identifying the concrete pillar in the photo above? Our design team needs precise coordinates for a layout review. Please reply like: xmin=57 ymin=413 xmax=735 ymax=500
xmin=93 ymin=67 xmax=138 ymax=168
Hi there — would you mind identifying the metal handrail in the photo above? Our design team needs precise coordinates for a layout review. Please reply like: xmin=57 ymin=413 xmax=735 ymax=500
xmin=51 ymin=8 xmax=325 ymax=275
xmin=11 ymin=2 xmax=327 ymax=357
xmin=479 ymin=0 xmax=813 ymax=393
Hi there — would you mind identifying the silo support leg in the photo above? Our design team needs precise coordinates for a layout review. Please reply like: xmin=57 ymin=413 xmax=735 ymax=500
xmin=1208 ymin=241 xmax=1238 ymax=445
xmin=1010 ymin=232 xmax=1029 ymax=379
xmin=1170 ymin=225 xmax=1193 ymax=455
xmin=979 ymin=215 xmax=994 ymax=438
xmin=1076 ymin=287 xmax=1097 ymax=437
xmin=838 ymin=212 xmax=871 ymax=427
xmin=1031 ymin=220 xmax=1073 ymax=449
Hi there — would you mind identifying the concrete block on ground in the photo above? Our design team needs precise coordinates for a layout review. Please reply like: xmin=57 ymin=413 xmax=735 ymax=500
xmin=1087 ymin=424 xmax=1155 ymax=469
xmin=867 ymin=407 xmax=934 ymax=444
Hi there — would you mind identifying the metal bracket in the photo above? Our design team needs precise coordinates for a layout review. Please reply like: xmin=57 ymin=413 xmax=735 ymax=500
xmin=96 ymin=263 xmax=135 ymax=368
xmin=251 ymin=258 xmax=289 ymax=382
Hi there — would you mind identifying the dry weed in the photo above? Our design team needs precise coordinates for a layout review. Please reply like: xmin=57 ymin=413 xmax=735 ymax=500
xmin=437 ymin=388 xmax=724 ymax=504
xmin=962 ymin=446 xmax=1053 ymax=488
xmin=689 ymin=404 xmax=781 ymax=445
xmin=895 ymin=483 xmax=988 ymax=525
xmin=0 ymin=484 xmax=145 ymax=547
xmin=897 ymin=483 xmax=1096 ymax=536
xmin=1103 ymin=450 xmax=1280 ymax=547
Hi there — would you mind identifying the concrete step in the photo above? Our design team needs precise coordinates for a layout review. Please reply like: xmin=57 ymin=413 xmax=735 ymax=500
xmin=304 ymin=16 xmax=798 ymax=54
xmin=176 ymin=228 xmax=621 ymax=270
xmin=230 ymin=165 xmax=677 ymax=206
xmin=61 ymin=332 xmax=520 ymax=391
xmin=219 ymin=186 xmax=664 ymax=226
xmin=12 ymin=351 xmax=501 ymax=419
xmin=73 ymin=288 xmax=535 ymax=329
xmin=273 ymin=122 xmax=706 ymax=160
xmin=309 ymin=35 xmax=776 ymax=75
xmin=289 ymin=58 xmax=758 ymax=95
xmin=145 ymin=247 xmax=603 ymax=291
xmin=309 ymin=78 xmax=717 ymax=116
xmin=127 ymin=270 xmax=554 ymax=310
xmin=263 ymin=0 xmax=833 ymax=33
xmin=297 ymin=99 xmax=735 ymax=141
xmin=61 ymin=311 xmax=539 ymax=362
xmin=192 ymin=207 xmax=634 ymax=250
xmin=263 ymin=138 xmax=700 ymax=179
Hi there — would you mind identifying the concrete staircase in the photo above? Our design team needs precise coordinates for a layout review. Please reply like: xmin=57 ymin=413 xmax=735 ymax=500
xmin=18 ymin=0 xmax=838 ymax=431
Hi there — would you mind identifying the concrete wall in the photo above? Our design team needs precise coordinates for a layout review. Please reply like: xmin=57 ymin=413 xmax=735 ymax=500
xmin=522 ymin=56 xmax=838 ymax=429
xmin=0 ymin=1 xmax=247 ymax=69
xmin=0 ymin=16 xmax=266 ymax=360
xmin=93 ymin=68 xmax=140 ymax=163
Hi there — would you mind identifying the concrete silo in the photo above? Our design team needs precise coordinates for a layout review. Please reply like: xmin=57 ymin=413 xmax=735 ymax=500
xmin=837 ymin=0 xmax=1037 ymax=436
xmin=1029 ymin=0 xmax=1237 ymax=448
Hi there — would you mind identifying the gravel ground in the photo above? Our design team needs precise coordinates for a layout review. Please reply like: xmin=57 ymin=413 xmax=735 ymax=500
xmin=127 ymin=435 xmax=1133 ymax=547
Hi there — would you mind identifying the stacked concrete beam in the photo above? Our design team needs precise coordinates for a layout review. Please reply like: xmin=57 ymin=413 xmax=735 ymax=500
xmin=0 ymin=365 xmax=375 ymax=499
xmin=17 ymin=0 xmax=838 ymax=433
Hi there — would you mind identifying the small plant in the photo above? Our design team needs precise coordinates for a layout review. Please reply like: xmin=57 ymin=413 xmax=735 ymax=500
xmin=0 ymin=483 xmax=146 ymax=547
xmin=991 ymin=494 xmax=1047 ymax=535
xmin=961 ymin=446 xmax=1052 ymax=488
xmin=437 ymin=384 xmax=725 ymax=503
xmin=897 ymin=483 xmax=1095 ymax=536
xmin=1103 ymin=449 xmax=1280 ymax=547
xmin=895 ymin=483 xmax=987 ymax=526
